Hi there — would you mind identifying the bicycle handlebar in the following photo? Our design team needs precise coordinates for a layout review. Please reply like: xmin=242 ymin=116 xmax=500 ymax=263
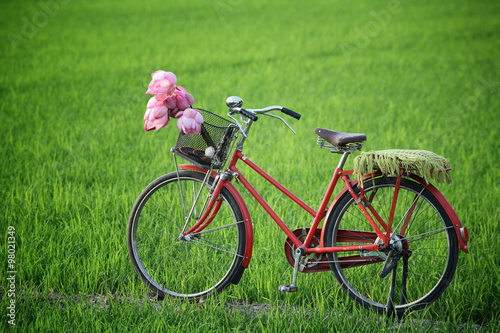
xmin=239 ymin=108 xmax=259 ymax=121
xmin=230 ymin=105 xmax=302 ymax=121
xmin=225 ymin=97 xmax=301 ymax=137
xmin=281 ymin=107 xmax=302 ymax=120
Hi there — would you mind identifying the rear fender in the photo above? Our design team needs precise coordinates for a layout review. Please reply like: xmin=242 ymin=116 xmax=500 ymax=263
xmin=320 ymin=172 xmax=468 ymax=253
xmin=179 ymin=164 xmax=254 ymax=266
xmin=407 ymin=174 xmax=469 ymax=253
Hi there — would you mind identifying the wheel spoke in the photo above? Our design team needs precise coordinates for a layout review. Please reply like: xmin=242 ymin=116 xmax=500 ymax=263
xmin=143 ymin=197 xmax=183 ymax=232
xmin=325 ymin=177 xmax=458 ymax=315
xmin=394 ymin=188 xmax=425 ymax=235
xmin=189 ymin=238 xmax=242 ymax=258
xmin=195 ymin=220 xmax=244 ymax=235
xmin=127 ymin=171 xmax=246 ymax=300
xmin=405 ymin=226 xmax=453 ymax=243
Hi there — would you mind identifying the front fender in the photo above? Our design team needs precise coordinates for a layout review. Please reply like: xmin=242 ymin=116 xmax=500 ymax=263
xmin=321 ymin=172 xmax=468 ymax=253
xmin=178 ymin=164 xmax=254 ymax=266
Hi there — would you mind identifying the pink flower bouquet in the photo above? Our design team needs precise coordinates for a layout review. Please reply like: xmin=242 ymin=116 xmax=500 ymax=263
xmin=143 ymin=70 xmax=203 ymax=134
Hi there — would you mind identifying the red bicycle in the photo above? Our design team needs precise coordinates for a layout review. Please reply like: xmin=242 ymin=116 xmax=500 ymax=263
xmin=127 ymin=96 xmax=469 ymax=317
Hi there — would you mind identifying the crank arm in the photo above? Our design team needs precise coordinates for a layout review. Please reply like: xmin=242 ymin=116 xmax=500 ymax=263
xmin=278 ymin=247 xmax=304 ymax=293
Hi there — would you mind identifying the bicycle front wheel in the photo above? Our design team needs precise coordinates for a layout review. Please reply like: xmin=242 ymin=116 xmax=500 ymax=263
xmin=324 ymin=176 xmax=458 ymax=315
xmin=127 ymin=170 xmax=247 ymax=301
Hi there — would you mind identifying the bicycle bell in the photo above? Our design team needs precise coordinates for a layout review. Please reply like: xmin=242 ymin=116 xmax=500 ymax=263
xmin=226 ymin=96 xmax=243 ymax=108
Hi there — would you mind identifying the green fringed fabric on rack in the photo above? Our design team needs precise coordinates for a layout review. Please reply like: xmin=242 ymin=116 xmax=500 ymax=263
xmin=353 ymin=150 xmax=452 ymax=184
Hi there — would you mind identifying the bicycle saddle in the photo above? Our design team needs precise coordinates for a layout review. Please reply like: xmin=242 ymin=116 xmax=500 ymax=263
xmin=314 ymin=128 xmax=366 ymax=146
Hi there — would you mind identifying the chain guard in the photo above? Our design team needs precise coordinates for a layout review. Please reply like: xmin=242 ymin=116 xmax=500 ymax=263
xmin=284 ymin=228 xmax=330 ymax=273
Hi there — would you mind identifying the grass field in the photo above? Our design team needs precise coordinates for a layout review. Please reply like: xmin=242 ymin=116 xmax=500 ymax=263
xmin=1 ymin=0 xmax=499 ymax=331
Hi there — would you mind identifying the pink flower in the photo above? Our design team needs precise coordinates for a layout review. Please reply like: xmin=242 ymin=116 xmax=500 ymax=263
xmin=142 ymin=70 xmax=201 ymax=134
xmin=146 ymin=70 xmax=177 ymax=101
xmin=144 ymin=97 xmax=169 ymax=131
xmin=164 ymin=86 xmax=195 ymax=113
xmin=177 ymin=108 xmax=204 ymax=135
xmin=165 ymin=95 xmax=178 ymax=111
xmin=174 ymin=86 xmax=194 ymax=111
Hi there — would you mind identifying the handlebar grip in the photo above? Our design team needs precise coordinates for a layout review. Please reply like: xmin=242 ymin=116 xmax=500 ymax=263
xmin=240 ymin=108 xmax=258 ymax=121
xmin=281 ymin=107 xmax=301 ymax=120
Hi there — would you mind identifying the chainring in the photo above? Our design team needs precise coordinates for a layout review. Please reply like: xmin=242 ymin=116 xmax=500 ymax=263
xmin=284 ymin=228 xmax=330 ymax=273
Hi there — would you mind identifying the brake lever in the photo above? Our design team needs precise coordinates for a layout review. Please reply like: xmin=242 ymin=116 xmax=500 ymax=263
xmin=226 ymin=112 xmax=248 ymax=137
xmin=263 ymin=112 xmax=296 ymax=134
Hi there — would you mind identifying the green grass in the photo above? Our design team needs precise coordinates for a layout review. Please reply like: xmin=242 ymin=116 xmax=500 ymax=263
xmin=1 ymin=0 xmax=499 ymax=331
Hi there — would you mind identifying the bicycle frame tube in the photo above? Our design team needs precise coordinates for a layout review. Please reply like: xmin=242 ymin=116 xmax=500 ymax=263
xmin=227 ymin=151 xmax=314 ymax=246
xmin=338 ymin=171 xmax=387 ymax=241
xmin=180 ymin=150 xmax=469 ymax=260
xmin=225 ymin=151 xmax=387 ymax=254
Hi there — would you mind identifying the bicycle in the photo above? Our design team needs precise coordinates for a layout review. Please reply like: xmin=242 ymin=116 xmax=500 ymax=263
xmin=127 ymin=96 xmax=469 ymax=317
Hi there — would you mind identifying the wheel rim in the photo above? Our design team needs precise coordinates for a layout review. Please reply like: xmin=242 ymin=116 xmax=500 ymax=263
xmin=129 ymin=174 xmax=244 ymax=299
xmin=329 ymin=178 xmax=457 ymax=313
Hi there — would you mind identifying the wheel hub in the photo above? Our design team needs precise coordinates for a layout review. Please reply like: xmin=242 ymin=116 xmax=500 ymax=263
xmin=178 ymin=233 xmax=196 ymax=242
xmin=361 ymin=233 xmax=409 ymax=260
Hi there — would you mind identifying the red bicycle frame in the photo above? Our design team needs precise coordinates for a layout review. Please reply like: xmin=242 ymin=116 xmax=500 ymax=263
xmin=227 ymin=150 xmax=385 ymax=255
xmin=180 ymin=148 xmax=469 ymax=265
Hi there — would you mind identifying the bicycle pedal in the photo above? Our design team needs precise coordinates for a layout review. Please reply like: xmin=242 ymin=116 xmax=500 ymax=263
xmin=278 ymin=285 xmax=298 ymax=293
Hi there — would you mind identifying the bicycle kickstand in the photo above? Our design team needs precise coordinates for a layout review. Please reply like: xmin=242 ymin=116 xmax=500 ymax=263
xmin=385 ymin=261 xmax=398 ymax=322
xmin=384 ymin=252 xmax=411 ymax=323
xmin=278 ymin=247 xmax=305 ymax=293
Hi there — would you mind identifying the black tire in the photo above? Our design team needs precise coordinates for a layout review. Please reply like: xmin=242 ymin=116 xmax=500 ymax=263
xmin=324 ymin=176 xmax=458 ymax=316
xmin=127 ymin=170 xmax=246 ymax=301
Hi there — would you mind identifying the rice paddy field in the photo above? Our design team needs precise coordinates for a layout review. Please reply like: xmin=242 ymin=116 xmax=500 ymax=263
xmin=1 ymin=0 xmax=499 ymax=331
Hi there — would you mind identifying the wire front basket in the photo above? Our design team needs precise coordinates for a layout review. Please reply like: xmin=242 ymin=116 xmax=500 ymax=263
xmin=172 ymin=109 xmax=237 ymax=169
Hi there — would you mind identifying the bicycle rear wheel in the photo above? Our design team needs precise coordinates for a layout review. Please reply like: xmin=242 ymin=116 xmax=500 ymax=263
xmin=127 ymin=170 xmax=247 ymax=301
xmin=324 ymin=176 xmax=458 ymax=316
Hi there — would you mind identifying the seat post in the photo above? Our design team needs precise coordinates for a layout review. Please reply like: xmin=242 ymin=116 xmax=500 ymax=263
xmin=337 ymin=152 xmax=350 ymax=170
